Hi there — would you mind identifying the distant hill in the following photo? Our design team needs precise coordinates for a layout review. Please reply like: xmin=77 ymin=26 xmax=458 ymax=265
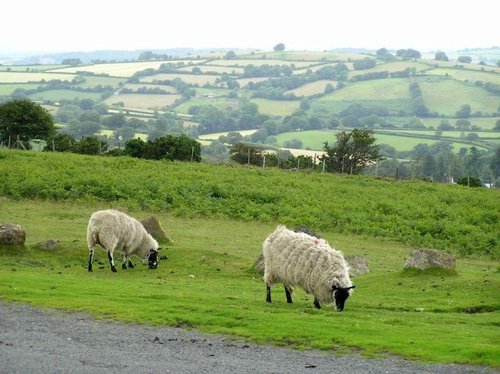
xmin=8 ymin=48 xmax=230 ymax=65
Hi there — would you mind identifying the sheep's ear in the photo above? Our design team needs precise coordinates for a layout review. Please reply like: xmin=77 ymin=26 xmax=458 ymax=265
xmin=347 ymin=285 xmax=356 ymax=290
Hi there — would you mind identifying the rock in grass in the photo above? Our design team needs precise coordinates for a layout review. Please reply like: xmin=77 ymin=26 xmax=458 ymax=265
xmin=345 ymin=255 xmax=369 ymax=276
xmin=405 ymin=248 xmax=456 ymax=270
xmin=0 ymin=223 xmax=26 ymax=245
xmin=140 ymin=216 xmax=172 ymax=243
xmin=38 ymin=239 xmax=60 ymax=250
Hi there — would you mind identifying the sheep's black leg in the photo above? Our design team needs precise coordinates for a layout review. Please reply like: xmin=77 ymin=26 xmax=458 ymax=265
xmin=313 ymin=298 xmax=321 ymax=309
xmin=108 ymin=251 xmax=117 ymax=272
xmin=284 ymin=285 xmax=293 ymax=303
xmin=266 ymin=284 xmax=272 ymax=303
xmin=122 ymin=254 xmax=128 ymax=270
xmin=88 ymin=248 xmax=94 ymax=272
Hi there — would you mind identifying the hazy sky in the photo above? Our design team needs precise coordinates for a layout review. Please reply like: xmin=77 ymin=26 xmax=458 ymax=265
xmin=1 ymin=0 xmax=498 ymax=54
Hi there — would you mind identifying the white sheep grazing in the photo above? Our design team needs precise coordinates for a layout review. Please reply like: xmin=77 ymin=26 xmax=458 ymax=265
xmin=87 ymin=209 xmax=159 ymax=272
xmin=263 ymin=225 xmax=355 ymax=311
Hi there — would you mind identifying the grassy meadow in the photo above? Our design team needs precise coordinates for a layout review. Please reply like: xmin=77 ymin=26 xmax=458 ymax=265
xmin=104 ymin=93 xmax=181 ymax=110
xmin=0 ymin=150 xmax=498 ymax=257
xmin=250 ymin=98 xmax=301 ymax=116
xmin=419 ymin=78 xmax=499 ymax=116
xmin=0 ymin=152 xmax=499 ymax=368
xmin=28 ymin=89 xmax=104 ymax=102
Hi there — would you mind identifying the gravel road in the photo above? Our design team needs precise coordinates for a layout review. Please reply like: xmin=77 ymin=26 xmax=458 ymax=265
xmin=0 ymin=302 xmax=496 ymax=374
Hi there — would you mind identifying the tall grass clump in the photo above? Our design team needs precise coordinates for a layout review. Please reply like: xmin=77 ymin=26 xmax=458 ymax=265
xmin=0 ymin=150 xmax=498 ymax=257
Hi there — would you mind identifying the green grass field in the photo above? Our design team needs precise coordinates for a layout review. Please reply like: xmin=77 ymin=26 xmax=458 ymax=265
xmin=0 ymin=64 xmax=66 ymax=72
xmin=50 ymin=61 xmax=181 ymax=77
xmin=77 ymin=75 xmax=126 ymax=89
xmin=321 ymin=78 xmax=411 ymax=101
xmin=177 ymin=64 xmax=245 ymax=74
xmin=286 ymin=80 xmax=337 ymax=97
xmin=348 ymin=61 xmax=430 ymax=79
xmin=0 ymin=196 xmax=498 ymax=367
xmin=174 ymin=97 xmax=240 ymax=113
xmin=141 ymin=73 xmax=220 ymax=85
xmin=27 ymin=89 xmax=103 ymax=101
xmin=0 ymin=71 xmax=76 ymax=83
xmin=104 ymin=93 xmax=181 ymax=110
xmin=0 ymin=150 xmax=498 ymax=368
xmin=419 ymin=117 xmax=500 ymax=131
xmin=275 ymin=129 xmax=493 ymax=152
xmin=428 ymin=68 xmax=500 ymax=85
xmin=250 ymin=98 xmax=301 ymax=116
xmin=418 ymin=78 xmax=499 ymax=117
xmin=0 ymin=83 xmax=43 ymax=96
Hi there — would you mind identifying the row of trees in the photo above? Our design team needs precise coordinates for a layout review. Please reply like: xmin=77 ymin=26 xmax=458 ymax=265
xmin=229 ymin=129 xmax=383 ymax=174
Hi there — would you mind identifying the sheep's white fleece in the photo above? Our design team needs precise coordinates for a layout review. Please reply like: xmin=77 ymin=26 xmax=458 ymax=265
xmin=263 ymin=225 xmax=352 ymax=303
xmin=87 ymin=209 xmax=158 ymax=259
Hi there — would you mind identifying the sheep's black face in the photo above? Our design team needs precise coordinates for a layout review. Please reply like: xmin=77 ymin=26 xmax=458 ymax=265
xmin=148 ymin=250 xmax=158 ymax=269
xmin=332 ymin=285 xmax=355 ymax=312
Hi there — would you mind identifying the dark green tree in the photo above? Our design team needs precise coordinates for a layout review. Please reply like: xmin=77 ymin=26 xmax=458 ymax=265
xmin=376 ymin=48 xmax=395 ymax=61
xmin=321 ymin=129 xmax=382 ymax=174
xmin=273 ymin=43 xmax=285 ymax=52
xmin=457 ymin=176 xmax=482 ymax=187
xmin=230 ymin=143 xmax=264 ymax=166
xmin=44 ymin=133 xmax=77 ymax=152
xmin=224 ymin=50 xmax=237 ymax=60
xmin=0 ymin=99 xmax=55 ymax=144
xmin=457 ymin=56 xmax=472 ymax=63
xmin=73 ymin=136 xmax=108 ymax=155
xmin=124 ymin=138 xmax=146 ymax=158
xmin=102 ymin=113 xmax=127 ymax=129
xmin=456 ymin=104 xmax=471 ymax=119
xmin=434 ymin=51 xmax=449 ymax=61
xmin=490 ymin=146 xmax=500 ymax=178
xmin=61 ymin=58 xmax=82 ymax=66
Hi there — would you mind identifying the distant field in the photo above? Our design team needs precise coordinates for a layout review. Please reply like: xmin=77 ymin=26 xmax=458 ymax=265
xmin=320 ymin=78 xmax=411 ymax=101
xmin=420 ymin=117 xmax=500 ymax=131
xmin=383 ymin=129 xmax=500 ymax=140
xmin=0 ymin=83 xmax=42 ymax=96
xmin=286 ymin=80 xmax=336 ymax=97
xmin=123 ymin=83 xmax=178 ymax=93
xmin=198 ymin=129 xmax=258 ymax=140
xmin=273 ymin=130 xmax=491 ymax=152
xmin=104 ymin=93 xmax=181 ymax=110
xmin=424 ymin=60 xmax=500 ymax=74
xmin=418 ymin=78 xmax=500 ymax=116
xmin=250 ymin=98 xmax=301 ymax=116
xmin=349 ymin=61 xmax=430 ymax=79
xmin=195 ymin=87 xmax=230 ymax=96
xmin=245 ymin=51 xmax=369 ymax=61
xmin=28 ymin=89 xmax=103 ymax=101
xmin=177 ymin=65 xmax=244 ymax=74
xmin=211 ymin=59 xmax=314 ymax=68
xmin=50 ymin=61 xmax=188 ymax=77
xmin=174 ymin=97 xmax=240 ymax=113
xmin=0 ymin=65 xmax=66 ymax=72
xmin=0 ymin=72 xmax=76 ymax=83
xmin=236 ymin=77 xmax=269 ymax=87
xmin=77 ymin=76 xmax=125 ymax=88
xmin=426 ymin=68 xmax=500 ymax=85
xmin=141 ymin=73 xmax=220 ymax=85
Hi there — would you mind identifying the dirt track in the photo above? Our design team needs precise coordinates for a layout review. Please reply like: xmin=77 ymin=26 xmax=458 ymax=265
xmin=0 ymin=302 xmax=496 ymax=373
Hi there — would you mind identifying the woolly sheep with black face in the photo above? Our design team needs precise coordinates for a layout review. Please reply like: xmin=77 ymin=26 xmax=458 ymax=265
xmin=87 ymin=209 xmax=160 ymax=272
xmin=263 ymin=225 xmax=355 ymax=311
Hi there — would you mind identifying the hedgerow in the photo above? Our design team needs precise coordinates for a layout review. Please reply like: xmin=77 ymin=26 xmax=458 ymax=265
xmin=0 ymin=150 xmax=498 ymax=257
